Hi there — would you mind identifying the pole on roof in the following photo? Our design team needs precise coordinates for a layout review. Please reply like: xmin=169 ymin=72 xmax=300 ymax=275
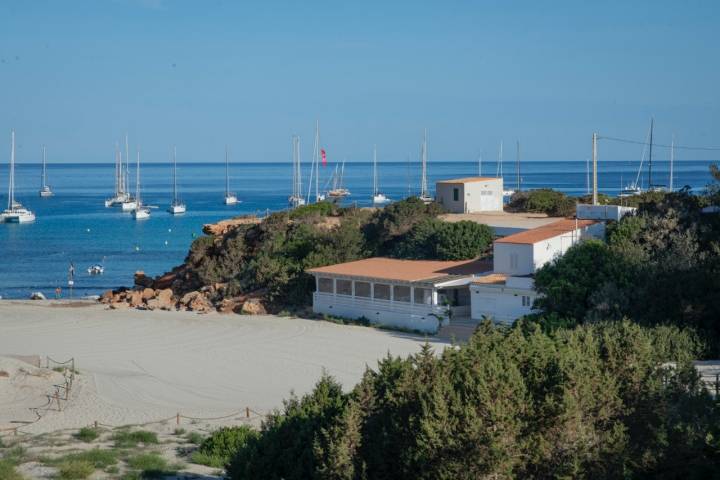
xmin=592 ymin=132 xmax=598 ymax=205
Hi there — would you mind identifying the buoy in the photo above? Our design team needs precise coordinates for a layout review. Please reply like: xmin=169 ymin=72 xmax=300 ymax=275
xmin=164 ymin=240 xmax=168 ymax=245
xmin=135 ymin=246 xmax=140 ymax=251
xmin=168 ymin=228 xmax=172 ymax=233
xmin=86 ymin=228 xmax=91 ymax=232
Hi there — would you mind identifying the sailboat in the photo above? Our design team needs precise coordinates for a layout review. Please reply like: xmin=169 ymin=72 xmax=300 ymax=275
xmin=620 ymin=121 xmax=652 ymax=197
xmin=39 ymin=145 xmax=53 ymax=197
xmin=167 ymin=146 xmax=186 ymax=214
xmin=371 ymin=145 xmax=389 ymax=204
xmin=131 ymin=149 xmax=150 ymax=220
xmin=306 ymin=121 xmax=325 ymax=203
xmin=418 ymin=129 xmax=433 ymax=203
xmin=288 ymin=135 xmax=305 ymax=207
xmin=223 ymin=146 xmax=239 ymax=205
xmin=2 ymin=130 xmax=36 ymax=223
xmin=327 ymin=159 xmax=350 ymax=200
xmin=119 ymin=137 xmax=138 ymax=211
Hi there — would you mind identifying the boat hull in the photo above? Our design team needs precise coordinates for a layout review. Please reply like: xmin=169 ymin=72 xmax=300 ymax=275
xmin=372 ymin=194 xmax=390 ymax=204
xmin=224 ymin=195 xmax=239 ymax=205
xmin=121 ymin=201 xmax=137 ymax=211
xmin=168 ymin=204 xmax=186 ymax=214
xmin=132 ymin=208 xmax=151 ymax=220
xmin=4 ymin=212 xmax=36 ymax=223
xmin=39 ymin=189 xmax=53 ymax=197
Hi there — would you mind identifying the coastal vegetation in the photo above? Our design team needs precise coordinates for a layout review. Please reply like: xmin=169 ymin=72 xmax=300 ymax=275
xmin=224 ymin=321 xmax=719 ymax=479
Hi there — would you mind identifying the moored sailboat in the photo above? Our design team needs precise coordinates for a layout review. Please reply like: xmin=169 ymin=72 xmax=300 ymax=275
xmin=39 ymin=145 xmax=53 ymax=197
xmin=132 ymin=149 xmax=150 ymax=220
xmin=418 ymin=129 xmax=432 ymax=203
xmin=223 ymin=146 xmax=239 ymax=205
xmin=3 ymin=130 xmax=36 ymax=223
xmin=167 ymin=146 xmax=186 ymax=214
xmin=288 ymin=135 xmax=305 ymax=208
xmin=371 ymin=145 xmax=389 ymax=204
xmin=327 ymin=159 xmax=350 ymax=200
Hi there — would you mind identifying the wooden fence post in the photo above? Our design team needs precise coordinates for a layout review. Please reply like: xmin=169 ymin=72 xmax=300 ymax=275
xmin=176 ymin=413 xmax=180 ymax=425
xmin=246 ymin=407 xmax=250 ymax=418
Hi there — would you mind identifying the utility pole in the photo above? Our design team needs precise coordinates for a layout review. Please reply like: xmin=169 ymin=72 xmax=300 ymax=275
xmin=592 ymin=133 xmax=598 ymax=205
xmin=670 ymin=134 xmax=675 ymax=191
xmin=648 ymin=118 xmax=654 ymax=189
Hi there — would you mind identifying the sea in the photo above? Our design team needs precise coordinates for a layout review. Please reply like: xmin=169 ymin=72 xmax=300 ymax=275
xmin=0 ymin=159 xmax=715 ymax=299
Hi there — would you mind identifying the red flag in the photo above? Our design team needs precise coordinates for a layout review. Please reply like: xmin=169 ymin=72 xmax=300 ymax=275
xmin=321 ymin=149 xmax=327 ymax=166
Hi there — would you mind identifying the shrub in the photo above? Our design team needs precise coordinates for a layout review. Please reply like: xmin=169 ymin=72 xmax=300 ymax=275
xmin=73 ymin=427 xmax=99 ymax=442
xmin=0 ymin=459 xmax=23 ymax=480
xmin=393 ymin=219 xmax=493 ymax=260
xmin=186 ymin=431 xmax=204 ymax=445
xmin=173 ymin=428 xmax=186 ymax=436
xmin=192 ymin=426 xmax=258 ymax=468
xmin=125 ymin=453 xmax=178 ymax=479
xmin=289 ymin=201 xmax=337 ymax=219
xmin=57 ymin=459 xmax=95 ymax=479
xmin=507 ymin=188 xmax=576 ymax=216
xmin=112 ymin=430 xmax=158 ymax=448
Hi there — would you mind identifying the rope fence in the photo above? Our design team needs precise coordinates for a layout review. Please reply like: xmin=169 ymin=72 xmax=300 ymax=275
xmin=0 ymin=355 xmax=266 ymax=438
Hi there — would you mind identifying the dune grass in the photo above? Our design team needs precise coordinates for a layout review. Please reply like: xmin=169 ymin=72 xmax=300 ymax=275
xmin=112 ymin=430 xmax=159 ymax=448
xmin=73 ymin=427 xmax=100 ymax=443
xmin=0 ymin=459 xmax=24 ymax=480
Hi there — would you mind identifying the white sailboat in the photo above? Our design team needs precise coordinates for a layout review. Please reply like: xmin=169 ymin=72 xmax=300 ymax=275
xmin=620 ymin=121 xmax=654 ymax=197
xmin=288 ymin=135 xmax=305 ymax=208
xmin=167 ymin=146 xmax=186 ymax=214
xmin=120 ymin=136 xmax=138 ymax=210
xmin=39 ymin=145 xmax=53 ymax=197
xmin=132 ymin=149 xmax=150 ymax=220
xmin=418 ymin=129 xmax=432 ymax=203
xmin=223 ymin=146 xmax=239 ymax=205
xmin=327 ymin=159 xmax=350 ymax=200
xmin=3 ymin=130 xmax=36 ymax=223
xmin=371 ymin=145 xmax=389 ymax=204
xmin=306 ymin=121 xmax=325 ymax=203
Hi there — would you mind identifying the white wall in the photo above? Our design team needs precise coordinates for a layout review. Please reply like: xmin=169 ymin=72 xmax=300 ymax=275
xmin=576 ymin=204 xmax=636 ymax=221
xmin=493 ymin=243 xmax=534 ymax=275
xmin=312 ymin=292 xmax=447 ymax=333
xmin=435 ymin=179 xmax=503 ymax=213
xmin=470 ymin=283 xmax=538 ymax=325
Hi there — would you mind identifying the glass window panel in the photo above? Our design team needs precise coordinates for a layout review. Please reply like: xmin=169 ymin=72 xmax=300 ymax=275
xmin=373 ymin=283 xmax=390 ymax=300
xmin=393 ymin=285 xmax=411 ymax=302
xmin=354 ymin=281 xmax=371 ymax=298
xmin=318 ymin=277 xmax=334 ymax=293
xmin=414 ymin=288 xmax=432 ymax=305
xmin=336 ymin=279 xmax=352 ymax=296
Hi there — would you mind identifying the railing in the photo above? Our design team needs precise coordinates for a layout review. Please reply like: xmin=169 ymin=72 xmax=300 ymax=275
xmin=314 ymin=292 xmax=445 ymax=317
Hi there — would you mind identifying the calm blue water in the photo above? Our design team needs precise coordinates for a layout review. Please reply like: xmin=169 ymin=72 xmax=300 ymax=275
xmin=0 ymin=159 xmax=715 ymax=299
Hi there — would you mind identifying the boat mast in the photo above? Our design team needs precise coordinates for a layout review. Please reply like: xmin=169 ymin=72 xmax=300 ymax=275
xmin=478 ymin=152 xmax=482 ymax=176
xmin=648 ymin=118 xmax=654 ymax=189
xmin=172 ymin=146 xmax=178 ymax=203
xmin=115 ymin=144 xmax=120 ymax=196
xmin=373 ymin=145 xmax=378 ymax=196
xmin=420 ymin=129 xmax=428 ymax=198
xmin=516 ymin=140 xmax=521 ymax=192
xmin=669 ymin=134 xmax=674 ymax=191
xmin=135 ymin=149 xmax=141 ymax=207
xmin=497 ymin=140 xmax=503 ymax=178
xmin=8 ymin=129 xmax=15 ymax=210
xmin=225 ymin=145 xmax=230 ymax=197
xmin=41 ymin=145 xmax=47 ymax=189
xmin=124 ymin=134 xmax=129 ymax=196
xmin=315 ymin=121 xmax=320 ymax=202
xmin=586 ymin=157 xmax=590 ymax=195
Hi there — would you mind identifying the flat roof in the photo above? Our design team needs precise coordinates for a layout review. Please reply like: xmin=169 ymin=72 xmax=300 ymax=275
xmin=495 ymin=219 xmax=598 ymax=245
xmin=436 ymin=176 xmax=501 ymax=184
xmin=471 ymin=273 xmax=509 ymax=285
xmin=307 ymin=257 xmax=492 ymax=282
xmin=439 ymin=211 xmax=564 ymax=231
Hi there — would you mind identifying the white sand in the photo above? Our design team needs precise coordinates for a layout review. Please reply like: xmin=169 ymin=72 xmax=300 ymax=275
xmin=0 ymin=301 xmax=447 ymax=434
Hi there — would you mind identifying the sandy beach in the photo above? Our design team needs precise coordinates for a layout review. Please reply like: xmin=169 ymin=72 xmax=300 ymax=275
xmin=0 ymin=301 xmax=447 ymax=435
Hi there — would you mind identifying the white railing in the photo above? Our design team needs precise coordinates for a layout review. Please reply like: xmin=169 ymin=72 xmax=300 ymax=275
xmin=314 ymin=292 xmax=445 ymax=316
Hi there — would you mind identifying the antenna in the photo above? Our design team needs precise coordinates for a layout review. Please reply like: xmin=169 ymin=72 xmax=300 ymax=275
xmin=592 ymin=132 xmax=598 ymax=205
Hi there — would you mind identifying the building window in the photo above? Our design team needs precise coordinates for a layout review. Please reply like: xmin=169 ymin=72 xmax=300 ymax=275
xmin=414 ymin=287 xmax=432 ymax=305
xmin=318 ymin=277 xmax=333 ymax=293
xmin=373 ymin=283 xmax=391 ymax=300
xmin=393 ymin=285 xmax=411 ymax=302
xmin=510 ymin=253 xmax=519 ymax=270
xmin=522 ymin=296 xmax=531 ymax=307
xmin=354 ymin=281 xmax=371 ymax=298
xmin=453 ymin=188 xmax=459 ymax=201
xmin=336 ymin=279 xmax=352 ymax=296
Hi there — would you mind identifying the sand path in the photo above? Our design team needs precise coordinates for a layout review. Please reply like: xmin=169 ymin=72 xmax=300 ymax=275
xmin=0 ymin=301 xmax=447 ymax=434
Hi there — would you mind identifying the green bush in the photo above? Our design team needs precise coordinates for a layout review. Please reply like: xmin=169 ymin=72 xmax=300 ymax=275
xmin=507 ymin=188 xmax=576 ymax=216
xmin=0 ymin=459 xmax=23 ymax=480
xmin=192 ymin=426 xmax=258 ymax=468
xmin=186 ymin=431 xmax=204 ymax=445
xmin=125 ymin=453 xmax=178 ymax=479
xmin=111 ymin=430 xmax=158 ymax=448
xmin=57 ymin=460 xmax=95 ymax=479
xmin=289 ymin=201 xmax=337 ymax=219
xmin=227 ymin=321 xmax=720 ymax=479
xmin=393 ymin=219 xmax=492 ymax=260
xmin=73 ymin=427 xmax=99 ymax=442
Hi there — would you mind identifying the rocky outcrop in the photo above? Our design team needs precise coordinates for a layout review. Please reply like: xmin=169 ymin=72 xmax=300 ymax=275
xmin=241 ymin=298 xmax=267 ymax=315
xmin=202 ymin=216 xmax=261 ymax=236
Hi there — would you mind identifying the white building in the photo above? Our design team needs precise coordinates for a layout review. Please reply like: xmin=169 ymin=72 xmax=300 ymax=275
xmin=435 ymin=177 xmax=503 ymax=213
xmin=471 ymin=218 xmax=605 ymax=324
xmin=308 ymin=257 xmax=492 ymax=333
xmin=576 ymin=204 xmax=636 ymax=221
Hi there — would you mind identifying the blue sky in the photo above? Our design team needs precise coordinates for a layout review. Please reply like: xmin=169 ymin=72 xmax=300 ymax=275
xmin=0 ymin=0 xmax=718 ymax=163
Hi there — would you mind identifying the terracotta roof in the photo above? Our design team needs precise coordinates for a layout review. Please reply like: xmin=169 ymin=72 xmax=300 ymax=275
xmin=471 ymin=273 xmax=509 ymax=285
xmin=495 ymin=219 xmax=598 ymax=245
xmin=307 ymin=257 xmax=492 ymax=282
xmin=436 ymin=177 xmax=502 ymax=184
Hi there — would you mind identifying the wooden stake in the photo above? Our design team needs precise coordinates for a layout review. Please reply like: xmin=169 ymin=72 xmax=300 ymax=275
xmin=176 ymin=412 xmax=180 ymax=425
xmin=246 ymin=407 xmax=250 ymax=418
